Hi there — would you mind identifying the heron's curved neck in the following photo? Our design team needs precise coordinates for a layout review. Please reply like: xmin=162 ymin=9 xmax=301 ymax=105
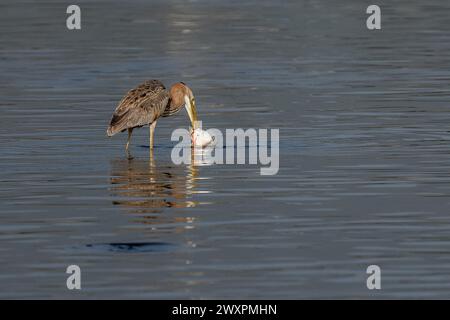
xmin=169 ymin=84 xmax=187 ymax=109
xmin=169 ymin=96 xmax=185 ymax=110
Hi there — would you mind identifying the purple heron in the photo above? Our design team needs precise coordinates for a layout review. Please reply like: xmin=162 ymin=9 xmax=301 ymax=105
xmin=106 ymin=80 xmax=198 ymax=152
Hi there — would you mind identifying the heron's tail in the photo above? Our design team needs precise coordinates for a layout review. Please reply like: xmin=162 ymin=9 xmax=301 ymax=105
xmin=106 ymin=111 xmax=128 ymax=136
xmin=106 ymin=126 xmax=116 ymax=137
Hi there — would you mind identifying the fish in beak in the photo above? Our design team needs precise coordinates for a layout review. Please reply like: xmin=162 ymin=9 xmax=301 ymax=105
xmin=191 ymin=127 xmax=214 ymax=147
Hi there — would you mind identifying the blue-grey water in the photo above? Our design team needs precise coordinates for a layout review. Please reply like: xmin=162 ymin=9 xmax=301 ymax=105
xmin=1 ymin=0 xmax=450 ymax=299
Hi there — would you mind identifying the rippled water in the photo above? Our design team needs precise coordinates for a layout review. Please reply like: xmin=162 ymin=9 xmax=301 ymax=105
xmin=1 ymin=0 xmax=450 ymax=298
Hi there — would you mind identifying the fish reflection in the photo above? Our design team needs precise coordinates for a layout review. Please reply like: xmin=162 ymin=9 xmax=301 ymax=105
xmin=109 ymin=156 xmax=207 ymax=229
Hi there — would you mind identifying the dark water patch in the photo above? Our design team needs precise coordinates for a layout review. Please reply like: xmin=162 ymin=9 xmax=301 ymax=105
xmin=85 ymin=242 xmax=177 ymax=253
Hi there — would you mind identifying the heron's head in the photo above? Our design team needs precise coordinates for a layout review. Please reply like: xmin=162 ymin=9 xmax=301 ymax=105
xmin=170 ymin=82 xmax=198 ymax=129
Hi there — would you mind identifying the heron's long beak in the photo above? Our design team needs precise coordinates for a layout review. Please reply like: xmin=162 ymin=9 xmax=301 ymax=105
xmin=184 ymin=96 xmax=198 ymax=129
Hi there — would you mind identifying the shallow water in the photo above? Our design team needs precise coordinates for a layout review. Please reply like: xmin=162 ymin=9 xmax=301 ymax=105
xmin=1 ymin=0 xmax=450 ymax=298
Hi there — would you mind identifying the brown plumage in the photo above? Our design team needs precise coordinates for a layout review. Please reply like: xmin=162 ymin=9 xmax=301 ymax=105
xmin=107 ymin=80 xmax=198 ymax=153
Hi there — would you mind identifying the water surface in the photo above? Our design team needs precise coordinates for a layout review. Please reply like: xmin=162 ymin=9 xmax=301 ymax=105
xmin=1 ymin=0 xmax=450 ymax=298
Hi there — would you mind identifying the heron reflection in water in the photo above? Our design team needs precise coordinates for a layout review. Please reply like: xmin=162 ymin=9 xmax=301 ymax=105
xmin=109 ymin=155 xmax=211 ymax=230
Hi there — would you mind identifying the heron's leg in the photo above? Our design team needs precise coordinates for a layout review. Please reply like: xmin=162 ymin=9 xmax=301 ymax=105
xmin=126 ymin=128 xmax=133 ymax=152
xmin=149 ymin=147 xmax=155 ymax=170
xmin=149 ymin=121 xmax=157 ymax=150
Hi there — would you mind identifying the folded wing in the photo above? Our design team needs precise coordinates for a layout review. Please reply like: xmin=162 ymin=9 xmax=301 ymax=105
xmin=107 ymin=80 xmax=170 ymax=136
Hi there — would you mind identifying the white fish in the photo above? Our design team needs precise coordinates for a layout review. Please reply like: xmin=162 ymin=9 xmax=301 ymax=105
xmin=191 ymin=128 xmax=214 ymax=147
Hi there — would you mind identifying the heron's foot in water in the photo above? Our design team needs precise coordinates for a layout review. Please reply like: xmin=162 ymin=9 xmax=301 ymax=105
xmin=125 ymin=149 xmax=134 ymax=160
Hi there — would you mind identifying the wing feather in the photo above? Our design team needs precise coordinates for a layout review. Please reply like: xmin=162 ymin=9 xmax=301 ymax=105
xmin=107 ymin=80 xmax=169 ymax=136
